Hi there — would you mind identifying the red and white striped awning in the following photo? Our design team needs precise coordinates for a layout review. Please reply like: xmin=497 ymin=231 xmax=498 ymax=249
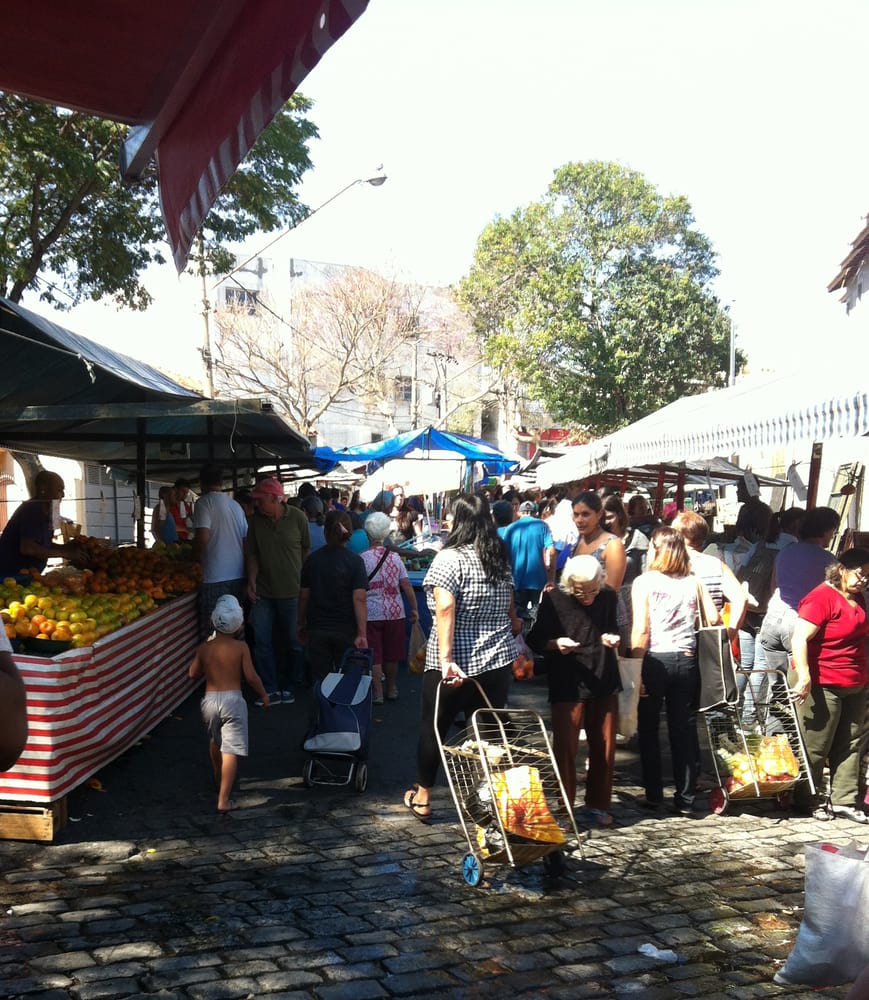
xmin=0 ymin=0 xmax=369 ymax=270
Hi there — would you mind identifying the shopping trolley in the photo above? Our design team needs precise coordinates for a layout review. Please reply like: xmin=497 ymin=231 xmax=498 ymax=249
xmin=704 ymin=667 xmax=814 ymax=815
xmin=302 ymin=648 xmax=373 ymax=792
xmin=437 ymin=679 xmax=586 ymax=887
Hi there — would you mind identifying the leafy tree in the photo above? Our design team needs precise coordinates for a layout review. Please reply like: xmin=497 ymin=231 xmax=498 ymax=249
xmin=0 ymin=92 xmax=317 ymax=310
xmin=457 ymin=160 xmax=743 ymax=436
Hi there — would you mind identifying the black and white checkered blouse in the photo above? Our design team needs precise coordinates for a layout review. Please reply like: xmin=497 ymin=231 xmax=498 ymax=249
xmin=422 ymin=545 xmax=515 ymax=677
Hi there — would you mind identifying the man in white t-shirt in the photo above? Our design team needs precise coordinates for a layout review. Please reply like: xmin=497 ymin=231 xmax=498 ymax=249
xmin=193 ymin=465 xmax=249 ymax=639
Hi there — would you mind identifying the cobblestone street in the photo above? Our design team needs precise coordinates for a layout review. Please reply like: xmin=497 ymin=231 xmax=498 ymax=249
xmin=0 ymin=671 xmax=858 ymax=999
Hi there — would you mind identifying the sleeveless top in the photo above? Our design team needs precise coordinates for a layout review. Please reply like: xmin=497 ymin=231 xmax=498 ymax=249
xmin=573 ymin=534 xmax=616 ymax=568
xmin=575 ymin=534 xmax=629 ymax=646
xmin=644 ymin=571 xmax=698 ymax=654
xmin=688 ymin=551 xmax=724 ymax=611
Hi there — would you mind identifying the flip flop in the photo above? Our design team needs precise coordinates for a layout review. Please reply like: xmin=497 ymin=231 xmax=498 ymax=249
xmin=403 ymin=785 xmax=432 ymax=823
xmin=217 ymin=800 xmax=240 ymax=814
xmin=582 ymin=808 xmax=613 ymax=827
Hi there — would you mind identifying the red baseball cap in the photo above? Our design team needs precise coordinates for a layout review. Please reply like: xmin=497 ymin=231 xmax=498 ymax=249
xmin=251 ymin=478 xmax=284 ymax=499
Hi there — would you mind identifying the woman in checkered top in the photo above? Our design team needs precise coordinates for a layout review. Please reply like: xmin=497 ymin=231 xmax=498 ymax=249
xmin=403 ymin=493 xmax=523 ymax=821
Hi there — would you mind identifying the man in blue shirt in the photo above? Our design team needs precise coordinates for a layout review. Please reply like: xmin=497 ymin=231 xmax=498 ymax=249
xmin=492 ymin=499 xmax=514 ymax=540
xmin=503 ymin=501 xmax=556 ymax=621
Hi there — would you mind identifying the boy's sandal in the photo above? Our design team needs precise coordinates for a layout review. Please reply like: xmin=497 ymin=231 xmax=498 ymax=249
xmin=403 ymin=785 xmax=432 ymax=822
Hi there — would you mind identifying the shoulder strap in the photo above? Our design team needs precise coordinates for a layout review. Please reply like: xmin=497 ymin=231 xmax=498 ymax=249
xmin=367 ymin=547 xmax=390 ymax=582
xmin=695 ymin=579 xmax=709 ymax=628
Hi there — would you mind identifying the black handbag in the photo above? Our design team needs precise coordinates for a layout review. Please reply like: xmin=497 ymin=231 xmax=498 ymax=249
xmin=695 ymin=583 xmax=739 ymax=712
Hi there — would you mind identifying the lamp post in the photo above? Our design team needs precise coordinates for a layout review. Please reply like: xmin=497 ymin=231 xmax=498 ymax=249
xmin=429 ymin=349 xmax=458 ymax=430
xmin=204 ymin=169 xmax=386 ymax=395
xmin=214 ymin=170 xmax=387 ymax=292
xmin=728 ymin=301 xmax=737 ymax=387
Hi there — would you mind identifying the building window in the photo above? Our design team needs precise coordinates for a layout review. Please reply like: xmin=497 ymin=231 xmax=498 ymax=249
xmin=222 ymin=287 xmax=259 ymax=313
xmin=394 ymin=375 xmax=412 ymax=403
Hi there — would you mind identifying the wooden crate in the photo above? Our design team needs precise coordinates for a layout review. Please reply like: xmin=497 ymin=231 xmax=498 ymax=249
xmin=0 ymin=798 xmax=67 ymax=842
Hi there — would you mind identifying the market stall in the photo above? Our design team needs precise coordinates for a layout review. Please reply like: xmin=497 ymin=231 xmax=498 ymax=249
xmin=314 ymin=426 xmax=520 ymax=495
xmin=535 ymin=369 xmax=869 ymax=513
xmin=0 ymin=305 xmax=321 ymax=838
xmin=0 ymin=593 xmax=198 ymax=839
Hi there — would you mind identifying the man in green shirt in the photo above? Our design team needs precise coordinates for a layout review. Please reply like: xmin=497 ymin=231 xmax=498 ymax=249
xmin=245 ymin=478 xmax=310 ymax=705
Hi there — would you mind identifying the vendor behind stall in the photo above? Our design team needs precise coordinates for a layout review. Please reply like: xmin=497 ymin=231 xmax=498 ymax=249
xmin=0 ymin=470 xmax=88 ymax=578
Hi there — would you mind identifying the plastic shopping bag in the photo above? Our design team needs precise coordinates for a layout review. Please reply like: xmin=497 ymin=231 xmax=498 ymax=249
xmin=512 ymin=632 xmax=535 ymax=680
xmin=617 ymin=656 xmax=642 ymax=739
xmin=490 ymin=765 xmax=565 ymax=844
xmin=774 ymin=840 xmax=869 ymax=986
xmin=407 ymin=621 xmax=427 ymax=674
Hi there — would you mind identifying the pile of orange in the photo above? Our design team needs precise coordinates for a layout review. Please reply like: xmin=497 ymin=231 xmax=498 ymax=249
xmin=512 ymin=654 xmax=535 ymax=681
xmin=1 ymin=537 xmax=202 ymax=650
xmin=41 ymin=536 xmax=201 ymax=600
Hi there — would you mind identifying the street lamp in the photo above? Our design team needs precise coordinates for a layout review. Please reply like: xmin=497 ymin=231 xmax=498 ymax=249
xmin=201 ymin=168 xmax=386 ymax=395
xmin=214 ymin=169 xmax=387 ymax=291
xmin=728 ymin=300 xmax=736 ymax=388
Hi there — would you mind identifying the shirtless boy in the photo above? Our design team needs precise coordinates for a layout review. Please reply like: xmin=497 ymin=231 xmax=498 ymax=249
xmin=188 ymin=594 xmax=269 ymax=813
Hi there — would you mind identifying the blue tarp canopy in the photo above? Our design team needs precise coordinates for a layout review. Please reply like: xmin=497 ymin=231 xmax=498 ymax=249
xmin=314 ymin=426 xmax=519 ymax=480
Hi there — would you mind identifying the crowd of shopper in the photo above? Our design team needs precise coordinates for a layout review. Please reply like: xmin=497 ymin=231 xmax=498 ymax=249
xmin=5 ymin=468 xmax=866 ymax=834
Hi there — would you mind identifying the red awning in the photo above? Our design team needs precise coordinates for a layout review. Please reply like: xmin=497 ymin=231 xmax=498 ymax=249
xmin=0 ymin=0 xmax=369 ymax=270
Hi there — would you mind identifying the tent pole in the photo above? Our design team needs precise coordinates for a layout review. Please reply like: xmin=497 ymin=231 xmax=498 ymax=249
xmin=675 ymin=468 xmax=685 ymax=512
xmin=136 ymin=419 xmax=147 ymax=548
xmin=654 ymin=466 xmax=666 ymax=517
xmin=806 ymin=442 xmax=823 ymax=510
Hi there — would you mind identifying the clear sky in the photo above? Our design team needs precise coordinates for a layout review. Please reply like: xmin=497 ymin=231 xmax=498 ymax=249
xmin=34 ymin=0 xmax=869 ymax=386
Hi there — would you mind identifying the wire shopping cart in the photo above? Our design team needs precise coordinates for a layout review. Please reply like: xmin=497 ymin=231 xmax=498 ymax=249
xmin=437 ymin=680 xmax=586 ymax=887
xmin=704 ymin=667 xmax=814 ymax=815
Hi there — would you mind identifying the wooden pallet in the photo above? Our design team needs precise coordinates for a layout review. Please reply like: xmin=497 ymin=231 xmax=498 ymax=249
xmin=0 ymin=798 xmax=67 ymax=842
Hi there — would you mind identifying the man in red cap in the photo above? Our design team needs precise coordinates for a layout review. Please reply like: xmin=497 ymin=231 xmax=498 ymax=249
xmin=245 ymin=478 xmax=310 ymax=705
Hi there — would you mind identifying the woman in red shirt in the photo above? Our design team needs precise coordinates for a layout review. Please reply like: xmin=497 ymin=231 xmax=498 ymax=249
xmin=790 ymin=547 xmax=869 ymax=823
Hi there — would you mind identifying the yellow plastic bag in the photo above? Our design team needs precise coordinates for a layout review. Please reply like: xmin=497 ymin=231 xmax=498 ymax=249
xmin=407 ymin=621 xmax=427 ymax=674
xmin=490 ymin=765 xmax=565 ymax=844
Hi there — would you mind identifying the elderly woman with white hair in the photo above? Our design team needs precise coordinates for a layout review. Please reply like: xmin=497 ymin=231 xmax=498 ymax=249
xmin=361 ymin=512 xmax=419 ymax=703
xmin=527 ymin=554 xmax=622 ymax=826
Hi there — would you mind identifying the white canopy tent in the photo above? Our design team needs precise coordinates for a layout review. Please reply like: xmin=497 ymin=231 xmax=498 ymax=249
xmin=538 ymin=370 xmax=869 ymax=493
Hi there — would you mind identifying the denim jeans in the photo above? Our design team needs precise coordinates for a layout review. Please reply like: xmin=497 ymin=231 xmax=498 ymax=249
xmin=759 ymin=600 xmax=797 ymax=674
xmin=637 ymin=650 xmax=699 ymax=806
xmin=737 ymin=624 xmax=780 ymax=731
xmin=249 ymin=596 xmax=302 ymax=695
xmin=514 ymin=588 xmax=542 ymax=621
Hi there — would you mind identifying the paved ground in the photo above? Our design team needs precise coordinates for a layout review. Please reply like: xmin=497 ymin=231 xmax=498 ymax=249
xmin=0 ymin=668 xmax=861 ymax=999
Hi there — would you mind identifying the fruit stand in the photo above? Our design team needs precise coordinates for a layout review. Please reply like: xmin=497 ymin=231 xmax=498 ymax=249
xmin=396 ymin=549 xmax=435 ymax=635
xmin=0 ymin=592 xmax=199 ymax=840
xmin=0 ymin=539 xmax=203 ymax=840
